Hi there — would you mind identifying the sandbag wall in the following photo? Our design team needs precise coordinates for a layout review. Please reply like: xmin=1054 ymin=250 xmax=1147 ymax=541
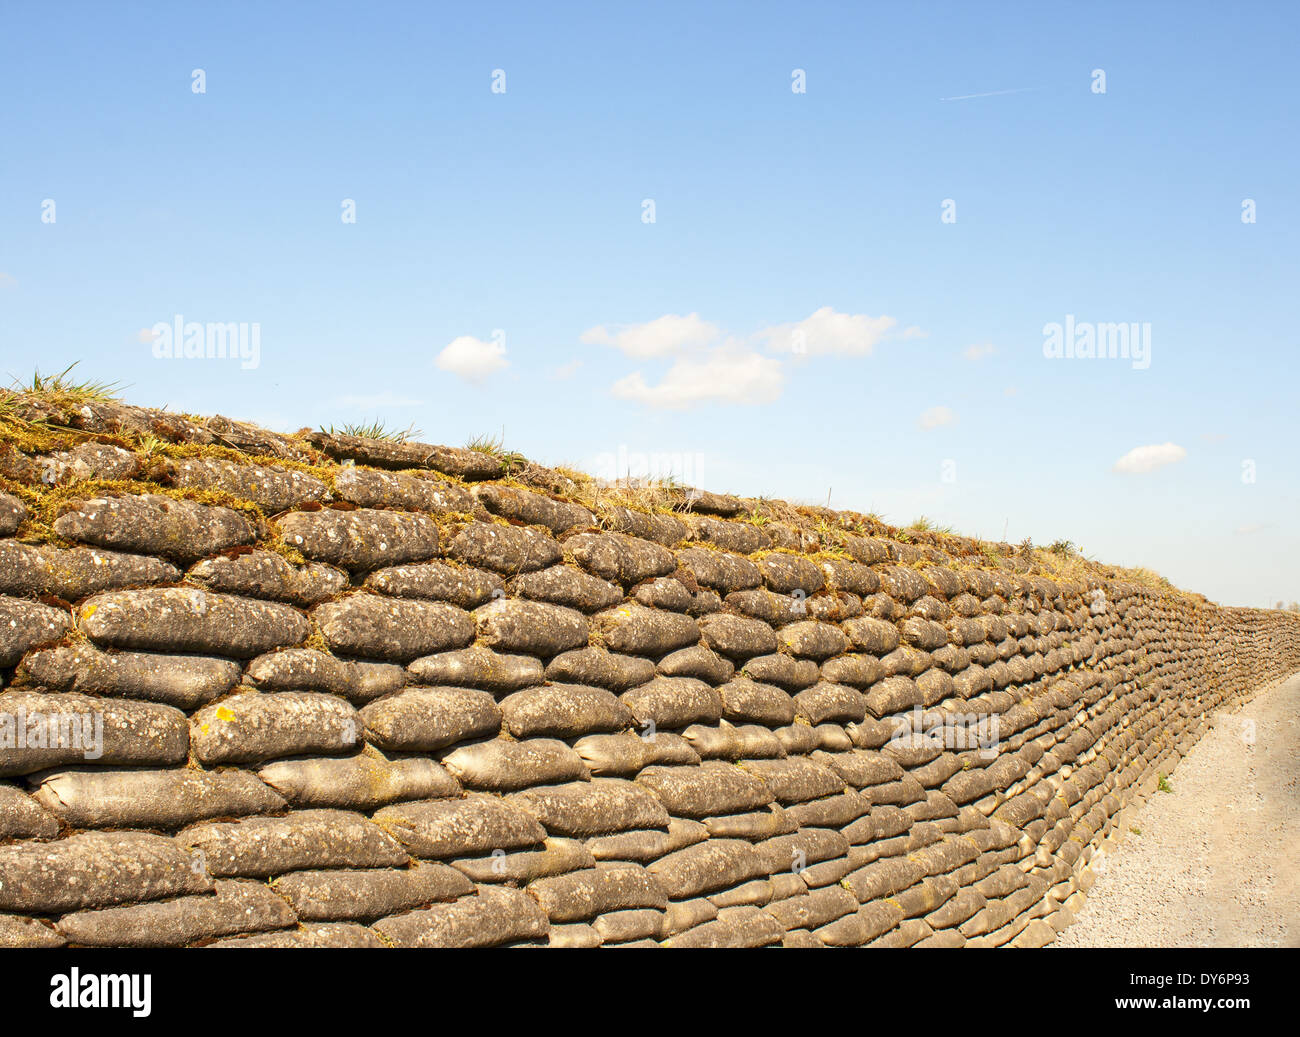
xmin=1 ymin=403 xmax=1298 ymax=948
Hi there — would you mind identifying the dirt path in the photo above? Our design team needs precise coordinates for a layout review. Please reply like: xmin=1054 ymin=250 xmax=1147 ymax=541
xmin=1055 ymin=673 xmax=1300 ymax=947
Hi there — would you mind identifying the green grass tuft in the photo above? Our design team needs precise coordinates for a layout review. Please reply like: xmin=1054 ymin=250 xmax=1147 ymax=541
xmin=12 ymin=362 xmax=124 ymax=406
xmin=322 ymin=420 xmax=421 ymax=443
xmin=465 ymin=431 xmax=506 ymax=455
xmin=466 ymin=431 xmax=527 ymax=474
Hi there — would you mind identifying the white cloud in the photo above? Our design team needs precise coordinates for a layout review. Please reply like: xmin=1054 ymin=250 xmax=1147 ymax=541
xmin=919 ymin=405 xmax=956 ymax=429
xmin=759 ymin=306 xmax=900 ymax=356
xmin=581 ymin=313 xmax=719 ymax=358
xmin=551 ymin=359 xmax=583 ymax=379
xmin=612 ymin=351 xmax=784 ymax=410
xmin=0 ymin=272 xmax=15 ymax=286
xmin=1234 ymin=522 xmax=1272 ymax=536
xmin=588 ymin=305 xmax=916 ymax=411
xmin=137 ymin=328 xmax=156 ymax=344
xmin=1112 ymin=442 xmax=1187 ymax=474
xmin=337 ymin=390 xmax=423 ymax=409
xmin=963 ymin=342 xmax=995 ymax=361
xmin=1003 ymin=386 xmax=1018 ymax=397
xmin=435 ymin=335 xmax=508 ymax=381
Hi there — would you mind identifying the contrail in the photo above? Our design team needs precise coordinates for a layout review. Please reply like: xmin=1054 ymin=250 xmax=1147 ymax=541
xmin=939 ymin=87 xmax=1038 ymax=102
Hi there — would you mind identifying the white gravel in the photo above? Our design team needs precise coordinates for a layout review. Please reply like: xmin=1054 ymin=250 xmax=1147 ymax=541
xmin=1055 ymin=672 xmax=1300 ymax=947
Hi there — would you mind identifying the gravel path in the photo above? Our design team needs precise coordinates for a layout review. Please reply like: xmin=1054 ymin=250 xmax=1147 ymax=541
xmin=1055 ymin=672 xmax=1300 ymax=947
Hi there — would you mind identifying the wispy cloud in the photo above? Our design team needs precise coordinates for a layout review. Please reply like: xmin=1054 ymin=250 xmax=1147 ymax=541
xmin=1235 ymin=522 xmax=1273 ymax=536
xmin=612 ymin=350 xmax=783 ymax=410
xmin=963 ymin=342 xmax=995 ymax=361
xmin=939 ymin=87 xmax=1038 ymax=102
xmin=588 ymin=306 xmax=916 ymax=410
xmin=758 ymin=306 xmax=903 ymax=357
xmin=435 ymin=335 xmax=508 ymax=381
xmin=1112 ymin=442 xmax=1187 ymax=474
xmin=551 ymin=359 xmax=582 ymax=380
xmin=919 ymin=405 xmax=957 ymax=429
xmin=581 ymin=313 xmax=719 ymax=358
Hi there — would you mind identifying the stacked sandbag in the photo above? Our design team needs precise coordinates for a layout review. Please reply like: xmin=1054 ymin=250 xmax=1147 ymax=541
xmin=1 ymin=394 xmax=1298 ymax=947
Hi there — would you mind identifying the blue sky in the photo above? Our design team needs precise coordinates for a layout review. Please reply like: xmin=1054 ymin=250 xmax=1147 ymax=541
xmin=1 ymin=1 xmax=1296 ymax=607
